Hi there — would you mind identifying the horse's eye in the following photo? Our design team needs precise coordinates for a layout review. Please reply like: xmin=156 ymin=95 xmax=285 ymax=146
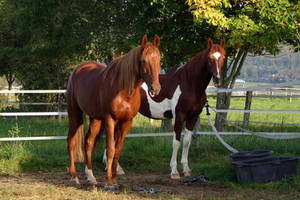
xmin=141 ymin=60 xmax=146 ymax=65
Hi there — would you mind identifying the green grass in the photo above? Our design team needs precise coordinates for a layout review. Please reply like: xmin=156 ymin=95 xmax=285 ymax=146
xmin=0 ymin=97 xmax=300 ymax=194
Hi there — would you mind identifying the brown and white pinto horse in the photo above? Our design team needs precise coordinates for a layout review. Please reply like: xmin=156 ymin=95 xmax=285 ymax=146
xmin=106 ymin=38 xmax=226 ymax=179
xmin=67 ymin=34 xmax=161 ymax=189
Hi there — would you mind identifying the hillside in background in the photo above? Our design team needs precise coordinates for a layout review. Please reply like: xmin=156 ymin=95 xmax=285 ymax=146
xmin=0 ymin=50 xmax=299 ymax=89
xmin=239 ymin=49 xmax=300 ymax=83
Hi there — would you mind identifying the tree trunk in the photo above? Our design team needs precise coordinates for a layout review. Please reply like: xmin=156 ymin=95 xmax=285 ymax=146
xmin=161 ymin=119 xmax=172 ymax=131
xmin=215 ymin=92 xmax=232 ymax=131
xmin=193 ymin=117 xmax=201 ymax=149
xmin=6 ymin=72 xmax=15 ymax=90
xmin=214 ymin=49 xmax=248 ymax=131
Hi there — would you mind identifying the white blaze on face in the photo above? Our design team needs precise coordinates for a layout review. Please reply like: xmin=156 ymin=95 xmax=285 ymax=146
xmin=142 ymin=82 xmax=181 ymax=119
xmin=213 ymin=52 xmax=221 ymax=60
xmin=212 ymin=52 xmax=221 ymax=78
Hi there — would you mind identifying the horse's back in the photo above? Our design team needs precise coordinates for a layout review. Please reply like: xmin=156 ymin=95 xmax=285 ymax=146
xmin=67 ymin=62 xmax=107 ymax=116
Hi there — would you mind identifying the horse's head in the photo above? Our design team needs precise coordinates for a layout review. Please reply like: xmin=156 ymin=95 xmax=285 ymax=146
xmin=207 ymin=38 xmax=226 ymax=88
xmin=140 ymin=34 xmax=161 ymax=97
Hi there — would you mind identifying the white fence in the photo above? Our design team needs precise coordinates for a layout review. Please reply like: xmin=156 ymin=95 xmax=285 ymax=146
xmin=0 ymin=81 xmax=300 ymax=142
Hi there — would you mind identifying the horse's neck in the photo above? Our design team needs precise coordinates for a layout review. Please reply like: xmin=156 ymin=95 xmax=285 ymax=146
xmin=184 ymin=50 xmax=212 ymax=92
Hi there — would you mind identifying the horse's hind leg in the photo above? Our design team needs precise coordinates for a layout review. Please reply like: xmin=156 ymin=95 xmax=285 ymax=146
xmin=85 ymin=118 xmax=101 ymax=184
xmin=67 ymin=109 xmax=83 ymax=185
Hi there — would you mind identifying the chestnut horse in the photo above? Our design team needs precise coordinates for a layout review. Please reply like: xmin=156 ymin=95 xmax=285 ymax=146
xmin=104 ymin=38 xmax=226 ymax=179
xmin=67 ymin=34 xmax=161 ymax=189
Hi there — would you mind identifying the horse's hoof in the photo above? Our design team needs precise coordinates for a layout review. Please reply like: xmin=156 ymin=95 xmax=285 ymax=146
xmin=117 ymin=169 xmax=125 ymax=175
xmin=69 ymin=177 xmax=80 ymax=186
xmin=170 ymin=173 xmax=181 ymax=180
xmin=183 ymin=171 xmax=191 ymax=177
xmin=87 ymin=178 xmax=97 ymax=185
xmin=104 ymin=184 xmax=119 ymax=191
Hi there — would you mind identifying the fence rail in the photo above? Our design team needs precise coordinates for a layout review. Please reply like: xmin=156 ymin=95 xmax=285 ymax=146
xmin=1 ymin=81 xmax=300 ymax=142
xmin=1 ymin=132 xmax=300 ymax=142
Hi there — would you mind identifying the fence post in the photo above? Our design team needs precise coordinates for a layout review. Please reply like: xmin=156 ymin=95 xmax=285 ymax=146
xmin=57 ymin=88 xmax=62 ymax=121
xmin=243 ymin=91 xmax=253 ymax=128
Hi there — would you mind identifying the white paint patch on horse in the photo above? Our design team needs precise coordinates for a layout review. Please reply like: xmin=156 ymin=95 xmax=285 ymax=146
xmin=85 ymin=165 xmax=96 ymax=181
xmin=142 ymin=82 xmax=182 ymax=119
xmin=213 ymin=52 xmax=221 ymax=60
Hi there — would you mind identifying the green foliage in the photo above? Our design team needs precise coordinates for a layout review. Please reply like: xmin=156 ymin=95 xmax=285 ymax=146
xmin=0 ymin=122 xmax=32 ymax=174
xmin=188 ymin=0 xmax=299 ymax=54
xmin=0 ymin=0 xmax=100 ymax=90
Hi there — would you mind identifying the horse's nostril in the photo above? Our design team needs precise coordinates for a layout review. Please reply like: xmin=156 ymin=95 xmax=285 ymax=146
xmin=150 ymin=86 xmax=154 ymax=91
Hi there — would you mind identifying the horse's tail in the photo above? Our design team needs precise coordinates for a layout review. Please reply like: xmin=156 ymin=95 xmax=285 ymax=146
xmin=74 ymin=120 xmax=85 ymax=162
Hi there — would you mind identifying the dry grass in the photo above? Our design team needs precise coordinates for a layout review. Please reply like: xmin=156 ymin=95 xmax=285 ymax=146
xmin=1 ymin=171 xmax=300 ymax=200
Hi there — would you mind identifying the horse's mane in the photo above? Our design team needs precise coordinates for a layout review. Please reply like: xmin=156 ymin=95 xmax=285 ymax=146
xmin=181 ymin=49 xmax=209 ymax=77
xmin=103 ymin=46 xmax=143 ymax=95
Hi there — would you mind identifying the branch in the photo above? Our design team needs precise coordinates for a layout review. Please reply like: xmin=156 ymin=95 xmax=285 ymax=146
xmin=229 ymin=49 xmax=248 ymax=88
xmin=225 ymin=49 xmax=243 ymax=87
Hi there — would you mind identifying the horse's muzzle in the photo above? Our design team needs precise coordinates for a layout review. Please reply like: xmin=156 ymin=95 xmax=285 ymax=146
xmin=213 ymin=76 xmax=221 ymax=88
xmin=148 ymin=84 xmax=161 ymax=97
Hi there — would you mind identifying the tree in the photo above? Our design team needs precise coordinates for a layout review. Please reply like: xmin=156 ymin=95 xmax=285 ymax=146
xmin=87 ymin=0 xmax=217 ymax=129
xmin=1 ymin=0 xmax=103 ymax=90
xmin=187 ymin=0 xmax=299 ymax=130
xmin=0 ymin=0 xmax=30 ymax=89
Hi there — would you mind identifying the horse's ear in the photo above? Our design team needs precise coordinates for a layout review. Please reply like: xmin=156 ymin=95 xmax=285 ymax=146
xmin=154 ymin=34 xmax=160 ymax=48
xmin=207 ymin=38 xmax=213 ymax=49
xmin=141 ymin=34 xmax=148 ymax=48
xmin=220 ymin=38 xmax=226 ymax=48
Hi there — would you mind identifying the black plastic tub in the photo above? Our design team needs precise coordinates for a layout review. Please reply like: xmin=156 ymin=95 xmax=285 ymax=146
xmin=230 ymin=150 xmax=274 ymax=161
xmin=232 ymin=157 xmax=279 ymax=184
xmin=277 ymin=156 xmax=299 ymax=179
xmin=232 ymin=156 xmax=299 ymax=184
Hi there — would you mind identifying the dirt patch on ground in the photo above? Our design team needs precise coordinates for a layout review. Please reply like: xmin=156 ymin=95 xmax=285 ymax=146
xmin=0 ymin=171 xmax=299 ymax=200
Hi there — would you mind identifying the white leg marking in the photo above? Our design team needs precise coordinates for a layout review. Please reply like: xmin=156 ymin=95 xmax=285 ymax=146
xmin=85 ymin=165 xmax=96 ymax=182
xmin=170 ymin=133 xmax=180 ymax=179
xmin=181 ymin=128 xmax=192 ymax=176
xmin=103 ymin=148 xmax=125 ymax=175
xmin=70 ymin=176 xmax=80 ymax=185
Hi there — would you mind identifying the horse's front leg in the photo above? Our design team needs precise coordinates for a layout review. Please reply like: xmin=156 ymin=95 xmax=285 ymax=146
xmin=103 ymin=145 xmax=125 ymax=175
xmin=181 ymin=128 xmax=193 ymax=177
xmin=181 ymin=115 xmax=201 ymax=177
xmin=105 ymin=115 xmax=117 ymax=188
xmin=84 ymin=118 xmax=101 ymax=184
xmin=111 ymin=120 xmax=133 ymax=184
